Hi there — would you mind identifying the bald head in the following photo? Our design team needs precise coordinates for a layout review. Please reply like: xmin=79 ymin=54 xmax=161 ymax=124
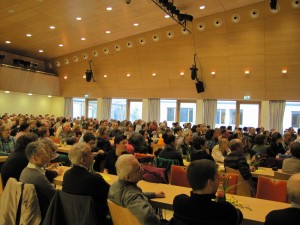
xmin=287 ymin=173 xmax=300 ymax=205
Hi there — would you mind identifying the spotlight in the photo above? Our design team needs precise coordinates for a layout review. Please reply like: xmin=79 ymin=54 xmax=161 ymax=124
xmin=190 ymin=65 xmax=198 ymax=80
xmin=85 ymin=70 xmax=93 ymax=82
xmin=270 ymin=0 xmax=277 ymax=10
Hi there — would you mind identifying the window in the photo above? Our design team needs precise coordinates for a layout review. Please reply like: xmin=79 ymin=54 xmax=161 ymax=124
xmin=73 ymin=98 xmax=85 ymax=118
xmin=167 ymin=108 xmax=175 ymax=121
xmin=283 ymin=102 xmax=300 ymax=132
xmin=160 ymin=100 xmax=176 ymax=126
xmin=239 ymin=103 xmax=259 ymax=128
xmin=111 ymin=99 xmax=126 ymax=121
xmin=129 ymin=101 xmax=142 ymax=121
xmin=216 ymin=109 xmax=226 ymax=125
xmin=87 ymin=100 xmax=97 ymax=119
xmin=229 ymin=109 xmax=236 ymax=125
xmin=179 ymin=102 xmax=196 ymax=127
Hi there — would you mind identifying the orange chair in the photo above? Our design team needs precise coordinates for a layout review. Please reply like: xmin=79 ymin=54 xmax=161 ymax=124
xmin=218 ymin=173 xmax=239 ymax=195
xmin=256 ymin=176 xmax=288 ymax=202
xmin=169 ymin=165 xmax=190 ymax=187
xmin=134 ymin=153 xmax=155 ymax=165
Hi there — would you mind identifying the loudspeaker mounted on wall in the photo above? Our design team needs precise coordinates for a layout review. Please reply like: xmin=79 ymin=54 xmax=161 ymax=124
xmin=195 ymin=81 xmax=204 ymax=93
xmin=85 ymin=70 xmax=93 ymax=82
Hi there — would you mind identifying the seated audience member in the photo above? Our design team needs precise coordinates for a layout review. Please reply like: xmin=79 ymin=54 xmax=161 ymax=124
xmin=265 ymin=173 xmax=300 ymax=225
xmin=171 ymin=159 xmax=243 ymax=225
xmin=212 ymin=138 xmax=231 ymax=163
xmin=58 ymin=122 xmax=76 ymax=145
xmin=19 ymin=141 xmax=56 ymax=220
xmin=224 ymin=139 xmax=256 ymax=195
xmin=108 ymin=154 xmax=166 ymax=225
xmin=180 ymin=130 xmax=194 ymax=160
xmin=267 ymin=132 xmax=286 ymax=157
xmin=282 ymin=142 xmax=300 ymax=174
xmin=191 ymin=136 xmax=214 ymax=162
xmin=173 ymin=127 xmax=183 ymax=150
xmin=252 ymin=134 xmax=268 ymax=154
xmin=0 ymin=124 xmax=16 ymax=155
xmin=108 ymin=122 xmax=123 ymax=139
xmin=104 ymin=135 xmax=128 ymax=175
xmin=39 ymin=138 xmax=71 ymax=167
xmin=1 ymin=133 xmax=38 ymax=186
xmin=15 ymin=122 xmax=30 ymax=140
xmin=128 ymin=132 xmax=148 ymax=154
xmin=159 ymin=133 xmax=184 ymax=166
xmin=282 ymin=131 xmax=292 ymax=151
xmin=78 ymin=124 xmax=95 ymax=142
xmin=139 ymin=129 xmax=153 ymax=154
xmin=97 ymin=126 xmax=112 ymax=153
xmin=204 ymin=129 xmax=217 ymax=153
xmin=62 ymin=142 xmax=111 ymax=225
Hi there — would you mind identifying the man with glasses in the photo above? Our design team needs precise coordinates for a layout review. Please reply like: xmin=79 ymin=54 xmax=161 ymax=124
xmin=108 ymin=154 xmax=166 ymax=225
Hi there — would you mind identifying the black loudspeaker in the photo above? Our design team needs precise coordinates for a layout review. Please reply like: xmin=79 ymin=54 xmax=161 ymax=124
xmin=85 ymin=70 xmax=93 ymax=82
xmin=270 ymin=0 xmax=277 ymax=10
xmin=195 ymin=81 xmax=204 ymax=93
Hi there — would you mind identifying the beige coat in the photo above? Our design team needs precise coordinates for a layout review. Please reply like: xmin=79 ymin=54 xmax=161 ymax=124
xmin=0 ymin=177 xmax=41 ymax=225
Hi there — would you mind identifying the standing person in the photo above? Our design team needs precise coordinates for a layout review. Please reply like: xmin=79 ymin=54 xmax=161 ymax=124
xmin=19 ymin=141 xmax=56 ymax=220
xmin=108 ymin=154 xmax=166 ymax=225
xmin=265 ymin=173 xmax=300 ymax=225
xmin=62 ymin=143 xmax=111 ymax=225
xmin=170 ymin=159 xmax=243 ymax=225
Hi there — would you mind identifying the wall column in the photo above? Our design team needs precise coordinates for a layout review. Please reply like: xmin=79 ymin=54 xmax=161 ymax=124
xmin=196 ymin=99 xmax=204 ymax=125
xmin=261 ymin=101 xmax=269 ymax=130
xmin=142 ymin=99 xmax=149 ymax=121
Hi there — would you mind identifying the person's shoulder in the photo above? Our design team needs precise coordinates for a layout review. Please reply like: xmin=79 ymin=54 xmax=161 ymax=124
xmin=174 ymin=194 xmax=189 ymax=203
xmin=265 ymin=208 xmax=300 ymax=224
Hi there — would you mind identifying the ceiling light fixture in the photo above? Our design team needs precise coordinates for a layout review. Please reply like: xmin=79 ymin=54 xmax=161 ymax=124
xmin=199 ymin=6 xmax=205 ymax=10
xmin=211 ymin=71 xmax=216 ymax=75
xmin=28 ymin=93 xmax=33 ymax=96
xmin=5 ymin=41 xmax=11 ymax=44
xmin=282 ymin=69 xmax=287 ymax=74
xmin=106 ymin=30 xmax=111 ymax=34
xmin=64 ymin=76 xmax=68 ymax=79
xmin=152 ymin=73 xmax=156 ymax=77
xmin=48 ymin=95 xmax=52 ymax=98
xmin=26 ymin=34 xmax=32 ymax=37
xmin=126 ymin=73 xmax=131 ymax=77
xmin=76 ymin=17 xmax=82 ymax=20
xmin=58 ymin=44 xmax=63 ymax=47
xmin=104 ymin=75 xmax=107 ymax=78
xmin=180 ymin=72 xmax=184 ymax=76
xmin=49 ymin=26 xmax=55 ymax=29
xmin=152 ymin=0 xmax=193 ymax=33
xmin=4 ymin=91 xmax=10 ymax=94
xmin=81 ymin=37 xmax=86 ymax=40
xmin=106 ymin=7 xmax=112 ymax=11
xmin=245 ymin=70 xmax=250 ymax=75
xmin=39 ymin=50 xmax=44 ymax=53
xmin=134 ymin=23 xmax=139 ymax=27
xmin=165 ymin=15 xmax=170 ymax=18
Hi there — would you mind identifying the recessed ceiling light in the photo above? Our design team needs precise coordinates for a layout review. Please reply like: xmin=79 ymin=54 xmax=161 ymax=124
xmin=134 ymin=23 xmax=139 ymax=27
xmin=5 ymin=41 xmax=11 ymax=44
xmin=39 ymin=50 xmax=44 ymax=53
xmin=28 ymin=93 xmax=33 ymax=96
xmin=180 ymin=72 xmax=184 ymax=76
xmin=152 ymin=73 xmax=156 ymax=77
xmin=199 ymin=5 xmax=205 ymax=10
xmin=282 ymin=69 xmax=287 ymax=74
xmin=211 ymin=71 xmax=216 ymax=75
xmin=48 ymin=95 xmax=52 ymax=98
xmin=81 ymin=37 xmax=86 ymax=41
xmin=126 ymin=73 xmax=131 ymax=77
xmin=83 ymin=75 xmax=86 ymax=78
xmin=4 ymin=91 xmax=10 ymax=94
xmin=26 ymin=34 xmax=32 ymax=37
xmin=106 ymin=30 xmax=111 ymax=34
xmin=8 ymin=9 xmax=15 ymax=14
xmin=76 ymin=17 xmax=82 ymax=21
xmin=58 ymin=44 xmax=63 ymax=47
xmin=106 ymin=7 xmax=112 ymax=11
xmin=165 ymin=15 xmax=170 ymax=18
xmin=245 ymin=70 xmax=250 ymax=75
xmin=49 ymin=25 xmax=55 ymax=29
xmin=104 ymin=75 xmax=107 ymax=78
xmin=64 ymin=76 xmax=68 ymax=79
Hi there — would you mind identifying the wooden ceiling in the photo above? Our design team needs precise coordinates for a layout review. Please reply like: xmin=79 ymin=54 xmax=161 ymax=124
xmin=0 ymin=0 xmax=264 ymax=60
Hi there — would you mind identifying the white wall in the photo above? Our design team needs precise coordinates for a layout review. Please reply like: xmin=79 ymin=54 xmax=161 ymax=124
xmin=0 ymin=91 xmax=64 ymax=116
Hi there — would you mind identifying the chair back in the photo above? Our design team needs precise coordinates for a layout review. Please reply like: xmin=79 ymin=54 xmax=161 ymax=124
xmin=107 ymin=200 xmax=141 ymax=225
xmin=169 ymin=165 xmax=190 ymax=187
xmin=43 ymin=190 xmax=98 ymax=225
xmin=154 ymin=157 xmax=180 ymax=172
xmin=218 ymin=173 xmax=239 ymax=195
xmin=274 ymin=171 xmax=291 ymax=180
xmin=256 ymin=176 xmax=288 ymax=202
xmin=225 ymin=166 xmax=253 ymax=197
xmin=134 ymin=153 xmax=155 ymax=165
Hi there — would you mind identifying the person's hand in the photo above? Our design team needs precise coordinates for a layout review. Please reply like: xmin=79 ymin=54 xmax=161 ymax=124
xmin=98 ymin=149 xmax=105 ymax=154
xmin=250 ymin=166 xmax=256 ymax=172
xmin=155 ymin=191 xmax=165 ymax=198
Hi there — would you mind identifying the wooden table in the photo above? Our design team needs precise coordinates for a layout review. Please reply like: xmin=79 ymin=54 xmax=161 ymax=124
xmin=251 ymin=167 xmax=282 ymax=178
xmin=0 ymin=156 xmax=8 ymax=163
xmin=53 ymin=166 xmax=290 ymax=225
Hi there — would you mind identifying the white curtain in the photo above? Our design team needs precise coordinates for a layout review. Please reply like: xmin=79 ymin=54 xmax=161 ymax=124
xmin=203 ymin=99 xmax=217 ymax=128
xmin=101 ymin=98 xmax=111 ymax=120
xmin=269 ymin=101 xmax=286 ymax=133
xmin=64 ymin=97 xmax=73 ymax=118
xmin=148 ymin=98 xmax=160 ymax=122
